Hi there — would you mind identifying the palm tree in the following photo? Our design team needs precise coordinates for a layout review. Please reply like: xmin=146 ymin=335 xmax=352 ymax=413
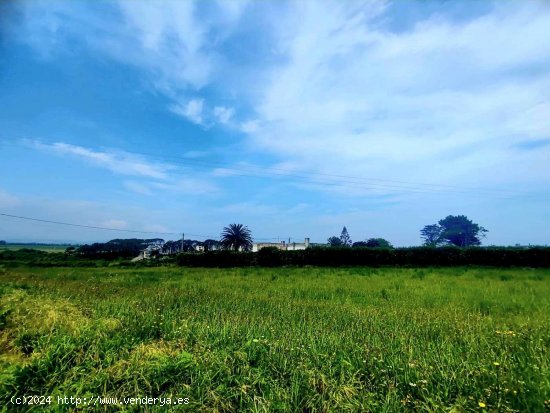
xmin=220 ymin=223 xmax=253 ymax=251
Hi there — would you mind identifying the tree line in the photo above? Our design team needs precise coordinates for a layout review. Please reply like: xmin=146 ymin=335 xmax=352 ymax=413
xmin=69 ymin=214 xmax=492 ymax=259
xmin=326 ymin=215 xmax=487 ymax=249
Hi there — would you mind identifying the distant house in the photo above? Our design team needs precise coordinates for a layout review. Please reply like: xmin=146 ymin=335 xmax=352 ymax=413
xmin=253 ymin=238 xmax=310 ymax=252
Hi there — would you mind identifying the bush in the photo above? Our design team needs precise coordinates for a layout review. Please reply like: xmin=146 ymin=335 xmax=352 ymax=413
xmin=175 ymin=246 xmax=550 ymax=268
xmin=257 ymin=247 xmax=282 ymax=267
xmin=176 ymin=250 xmax=255 ymax=267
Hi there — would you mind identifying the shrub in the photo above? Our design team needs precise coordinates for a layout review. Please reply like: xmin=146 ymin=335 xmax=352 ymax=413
xmin=175 ymin=247 xmax=550 ymax=268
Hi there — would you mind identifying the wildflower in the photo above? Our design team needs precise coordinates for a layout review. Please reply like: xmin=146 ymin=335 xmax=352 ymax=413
xmin=493 ymin=362 xmax=500 ymax=366
xmin=478 ymin=402 xmax=486 ymax=408
xmin=409 ymin=382 xmax=417 ymax=387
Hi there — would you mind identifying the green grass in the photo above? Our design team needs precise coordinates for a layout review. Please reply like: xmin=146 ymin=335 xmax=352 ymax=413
xmin=1 ymin=266 xmax=549 ymax=412
xmin=0 ymin=244 xmax=71 ymax=253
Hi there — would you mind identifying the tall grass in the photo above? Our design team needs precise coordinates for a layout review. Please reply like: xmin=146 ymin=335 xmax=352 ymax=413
xmin=1 ymin=267 xmax=549 ymax=412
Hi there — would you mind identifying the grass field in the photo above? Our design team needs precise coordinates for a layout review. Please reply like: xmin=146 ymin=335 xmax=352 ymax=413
xmin=0 ymin=245 xmax=72 ymax=253
xmin=1 ymin=266 xmax=549 ymax=412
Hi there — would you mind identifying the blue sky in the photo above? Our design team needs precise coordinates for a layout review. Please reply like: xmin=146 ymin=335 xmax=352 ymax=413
xmin=0 ymin=0 xmax=549 ymax=246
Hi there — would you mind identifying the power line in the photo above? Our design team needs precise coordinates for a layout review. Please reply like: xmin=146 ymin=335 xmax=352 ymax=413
xmin=8 ymin=139 xmax=542 ymax=198
xmin=103 ymin=148 xmax=533 ymax=197
xmin=0 ymin=212 xmax=284 ymax=241
xmin=0 ymin=212 xmax=181 ymax=235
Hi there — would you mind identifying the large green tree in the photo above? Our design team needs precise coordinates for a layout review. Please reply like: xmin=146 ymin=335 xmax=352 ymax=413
xmin=422 ymin=215 xmax=488 ymax=247
xmin=420 ymin=224 xmax=444 ymax=246
xmin=364 ymin=238 xmax=393 ymax=248
xmin=327 ymin=236 xmax=343 ymax=247
xmin=220 ymin=224 xmax=253 ymax=251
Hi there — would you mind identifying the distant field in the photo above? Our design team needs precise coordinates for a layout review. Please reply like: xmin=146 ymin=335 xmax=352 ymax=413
xmin=0 ymin=244 xmax=72 ymax=253
xmin=1 ymin=266 xmax=548 ymax=412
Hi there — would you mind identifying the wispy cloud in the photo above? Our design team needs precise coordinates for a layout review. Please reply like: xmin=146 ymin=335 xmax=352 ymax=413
xmin=240 ymin=1 xmax=550 ymax=193
xmin=26 ymin=140 xmax=226 ymax=197
xmin=123 ymin=181 xmax=154 ymax=196
xmin=27 ymin=140 xmax=171 ymax=180
xmin=150 ymin=177 xmax=220 ymax=195
xmin=170 ymin=98 xmax=205 ymax=126
xmin=15 ymin=0 xmax=249 ymax=127
xmin=213 ymin=106 xmax=235 ymax=124
xmin=12 ymin=1 xmax=550 ymax=196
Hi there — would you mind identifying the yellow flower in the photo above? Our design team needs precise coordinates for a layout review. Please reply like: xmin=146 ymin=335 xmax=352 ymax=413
xmin=478 ymin=401 xmax=486 ymax=408
xmin=493 ymin=362 xmax=500 ymax=366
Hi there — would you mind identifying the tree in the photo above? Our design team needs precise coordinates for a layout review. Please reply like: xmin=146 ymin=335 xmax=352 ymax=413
xmin=420 ymin=224 xmax=444 ymax=246
xmin=327 ymin=236 xmax=343 ymax=247
xmin=352 ymin=241 xmax=368 ymax=247
xmin=365 ymin=238 xmax=393 ymax=248
xmin=181 ymin=240 xmax=198 ymax=252
xmin=220 ymin=224 xmax=253 ymax=251
xmin=437 ymin=215 xmax=488 ymax=247
xmin=340 ymin=226 xmax=352 ymax=247
xmin=203 ymin=239 xmax=221 ymax=251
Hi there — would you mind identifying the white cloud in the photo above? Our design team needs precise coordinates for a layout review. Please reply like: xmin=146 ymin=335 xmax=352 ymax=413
xmin=213 ymin=106 xmax=235 ymax=124
xmin=150 ymin=177 xmax=220 ymax=195
xmin=9 ymin=0 xmax=550 ymax=204
xmin=240 ymin=1 xmax=550 ymax=194
xmin=25 ymin=140 xmax=224 ymax=197
xmin=15 ymin=1 xmax=250 ymax=124
xmin=239 ymin=120 xmax=260 ymax=134
xmin=27 ymin=140 xmax=171 ymax=180
xmin=170 ymin=99 xmax=205 ymax=125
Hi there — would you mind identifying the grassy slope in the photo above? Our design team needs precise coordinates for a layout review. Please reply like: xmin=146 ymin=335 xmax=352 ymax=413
xmin=0 ymin=266 xmax=549 ymax=412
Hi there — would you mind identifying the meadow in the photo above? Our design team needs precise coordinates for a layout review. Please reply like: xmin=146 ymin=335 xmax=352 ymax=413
xmin=0 ymin=266 xmax=549 ymax=412
xmin=0 ymin=245 xmax=72 ymax=253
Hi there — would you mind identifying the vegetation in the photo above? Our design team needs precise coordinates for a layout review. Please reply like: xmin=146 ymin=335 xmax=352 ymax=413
xmin=220 ymin=224 xmax=253 ymax=252
xmin=327 ymin=236 xmax=343 ymax=247
xmin=421 ymin=215 xmax=488 ymax=247
xmin=3 ymin=246 xmax=549 ymax=269
xmin=327 ymin=227 xmax=352 ymax=247
xmin=76 ymin=238 xmax=164 ymax=258
xmin=1 ymin=266 xmax=548 ymax=412
xmin=0 ymin=249 xmax=174 ymax=268
xmin=355 ymin=238 xmax=393 ymax=248
xmin=420 ymin=224 xmax=443 ymax=247
xmin=0 ymin=244 xmax=72 ymax=253
xmin=203 ymin=239 xmax=221 ymax=251
xmin=177 ymin=246 xmax=550 ymax=268
xmin=340 ymin=227 xmax=352 ymax=247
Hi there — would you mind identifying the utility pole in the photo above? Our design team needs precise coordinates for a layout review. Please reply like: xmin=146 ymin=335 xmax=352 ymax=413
xmin=181 ymin=233 xmax=184 ymax=253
